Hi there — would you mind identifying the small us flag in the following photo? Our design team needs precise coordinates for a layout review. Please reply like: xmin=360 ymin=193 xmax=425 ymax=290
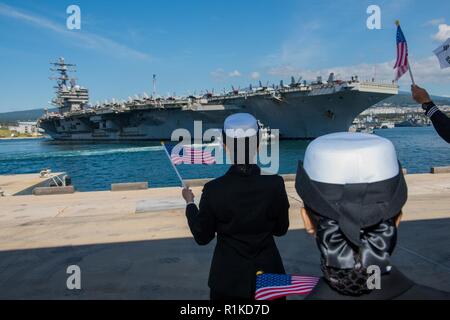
xmin=255 ymin=273 xmax=319 ymax=300
xmin=163 ymin=143 xmax=216 ymax=165
xmin=394 ymin=24 xmax=409 ymax=81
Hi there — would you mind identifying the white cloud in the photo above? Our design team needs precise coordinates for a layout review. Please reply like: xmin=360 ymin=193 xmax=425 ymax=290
xmin=210 ymin=68 xmax=228 ymax=81
xmin=268 ymin=56 xmax=450 ymax=85
xmin=0 ymin=3 xmax=150 ymax=60
xmin=210 ymin=68 xmax=242 ymax=81
xmin=250 ymin=71 xmax=260 ymax=80
xmin=433 ymin=24 xmax=450 ymax=42
xmin=425 ymin=18 xmax=445 ymax=26
xmin=259 ymin=11 xmax=450 ymax=95
xmin=228 ymin=70 xmax=241 ymax=77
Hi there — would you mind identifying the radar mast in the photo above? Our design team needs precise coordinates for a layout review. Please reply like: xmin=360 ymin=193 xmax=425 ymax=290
xmin=49 ymin=57 xmax=89 ymax=114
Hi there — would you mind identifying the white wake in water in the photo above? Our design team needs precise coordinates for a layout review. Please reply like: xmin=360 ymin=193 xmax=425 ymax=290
xmin=0 ymin=146 xmax=164 ymax=161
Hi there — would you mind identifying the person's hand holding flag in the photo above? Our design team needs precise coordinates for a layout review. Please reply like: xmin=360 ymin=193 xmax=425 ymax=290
xmin=182 ymin=187 xmax=195 ymax=205
xmin=410 ymin=85 xmax=450 ymax=144
xmin=411 ymin=85 xmax=432 ymax=104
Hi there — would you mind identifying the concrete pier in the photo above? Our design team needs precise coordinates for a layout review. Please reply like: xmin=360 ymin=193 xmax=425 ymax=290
xmin=432 ymin=166 xmax=450 ymax=174
xmin=0 ymin=172 xmax=67 ymax=196
xmin=0 ymin=173 xmax=449 ymax=299
xmin=111 ymin=182 xmax=149 ymax=192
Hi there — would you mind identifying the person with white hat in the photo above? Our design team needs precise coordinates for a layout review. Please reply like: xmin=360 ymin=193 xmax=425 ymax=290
xmin=182 ymin=113 xmax=290 ymax=300
xmin=295 ymin=132 xmax=450 ymax=300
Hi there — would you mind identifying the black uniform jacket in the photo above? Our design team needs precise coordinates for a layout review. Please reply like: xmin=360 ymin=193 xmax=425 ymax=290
xmin=185 ymin=165 xmax=290 ymax=298
xmin=306 ymin=267 xmax=450 ymax=300
xmin=427 ymin=104 xmax=450 ymax=143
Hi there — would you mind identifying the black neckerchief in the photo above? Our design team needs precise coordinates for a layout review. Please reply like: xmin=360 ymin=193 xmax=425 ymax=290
xmin=306 ymin=266 xmax=414 ymax=300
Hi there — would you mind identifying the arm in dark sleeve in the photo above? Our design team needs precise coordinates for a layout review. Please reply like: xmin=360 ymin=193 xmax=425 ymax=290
xmin=425 ymin=104 xmax=450 ymax=144
xmin=271 ymin=177 xmax=290 ymax=237
xmin=185 ymin=186 xmax=216 ymax=246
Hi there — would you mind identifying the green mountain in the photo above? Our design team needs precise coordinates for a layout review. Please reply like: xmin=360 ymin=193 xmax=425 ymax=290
xmin=378 ymin=91 xmax=450 ymax=106
xmin=0 ymin=108 xmax=53 ymax=124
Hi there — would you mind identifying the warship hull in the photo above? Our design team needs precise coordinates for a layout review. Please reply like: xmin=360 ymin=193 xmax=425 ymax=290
xmin=39 ymin=82 xmax=398 ymax=141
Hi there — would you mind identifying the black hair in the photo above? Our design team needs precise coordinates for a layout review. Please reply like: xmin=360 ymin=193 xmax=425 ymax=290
xmin=305 ymin=207 xmax=398 ymax=296
xmin=222 ymin=131 xmax=260 ymax=165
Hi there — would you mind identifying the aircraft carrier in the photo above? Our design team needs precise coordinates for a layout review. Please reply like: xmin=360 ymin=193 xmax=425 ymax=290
xmin=38 ymin=58 xmax=399 ymax=140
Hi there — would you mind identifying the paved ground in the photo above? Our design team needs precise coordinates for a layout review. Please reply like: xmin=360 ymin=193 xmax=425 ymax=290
xmin=0 ymin=173 xmax=449 ymax=299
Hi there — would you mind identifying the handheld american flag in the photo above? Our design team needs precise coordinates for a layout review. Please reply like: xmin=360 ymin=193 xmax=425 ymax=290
xmin=394 ymin=21 xmax=415 ymax=83
xmin=163 ymin=143 xmax=216 ymax=165
xmin=161 ymin=142 xmax=217 ymax=188
xmin=255 ymin=273 xmax=319 ymax=300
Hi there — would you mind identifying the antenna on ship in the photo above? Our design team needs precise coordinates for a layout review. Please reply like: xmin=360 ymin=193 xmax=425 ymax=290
xmin=152 ymin=74 xmax=157 ymax=97
xmin=49 ymin=57 xmax=89 ymax=113
xmin=49 ymin=57 xmax=76 ymax=90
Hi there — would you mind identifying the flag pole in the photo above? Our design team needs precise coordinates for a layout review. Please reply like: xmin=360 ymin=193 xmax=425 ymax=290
xmin=396 ymin=20 xmax=416 ymax=85
xmin=161 ymin=141 xmax=186 ymax=188
xmin=407 ymin=62 xmax=416 ymax=85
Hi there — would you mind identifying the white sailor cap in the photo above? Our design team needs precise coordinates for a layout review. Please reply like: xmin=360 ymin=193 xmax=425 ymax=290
xmin=295 ymin=132 xmax=407 ymax=249
xmin=303 ymin=132 xmax=399 ymax=184
xmin=223 ymin=113 xmax=259 ymax=139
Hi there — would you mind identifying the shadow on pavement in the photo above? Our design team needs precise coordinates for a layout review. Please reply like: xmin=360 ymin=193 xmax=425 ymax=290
xmin=0 ymin=218 xmax=449 ymax=299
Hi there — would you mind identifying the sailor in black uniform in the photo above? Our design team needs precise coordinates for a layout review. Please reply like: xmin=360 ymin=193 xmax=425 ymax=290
xmin=182 ymin=113 xmax=290 ymax=300
xmin=412 ymin=84 xmax=450 ymax=143
xmin=295 ymin=132 xmax=450 ymax=300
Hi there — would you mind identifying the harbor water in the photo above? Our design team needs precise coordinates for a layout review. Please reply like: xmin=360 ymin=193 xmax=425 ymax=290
xmin=0 ymin=127 xmax=449 ymax=192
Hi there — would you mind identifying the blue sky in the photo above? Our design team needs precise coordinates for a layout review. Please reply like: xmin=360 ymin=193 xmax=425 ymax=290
xmin=0 ymin=0 xmax=449 ymax=112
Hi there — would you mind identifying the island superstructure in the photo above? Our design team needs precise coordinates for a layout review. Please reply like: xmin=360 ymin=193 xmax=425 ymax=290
xmin=38 ymin=58 xmax=399 ymax=140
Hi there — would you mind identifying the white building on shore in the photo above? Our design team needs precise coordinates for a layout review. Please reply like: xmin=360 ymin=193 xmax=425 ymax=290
xmin=8 ymin=122 xmax=39 ymax=136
